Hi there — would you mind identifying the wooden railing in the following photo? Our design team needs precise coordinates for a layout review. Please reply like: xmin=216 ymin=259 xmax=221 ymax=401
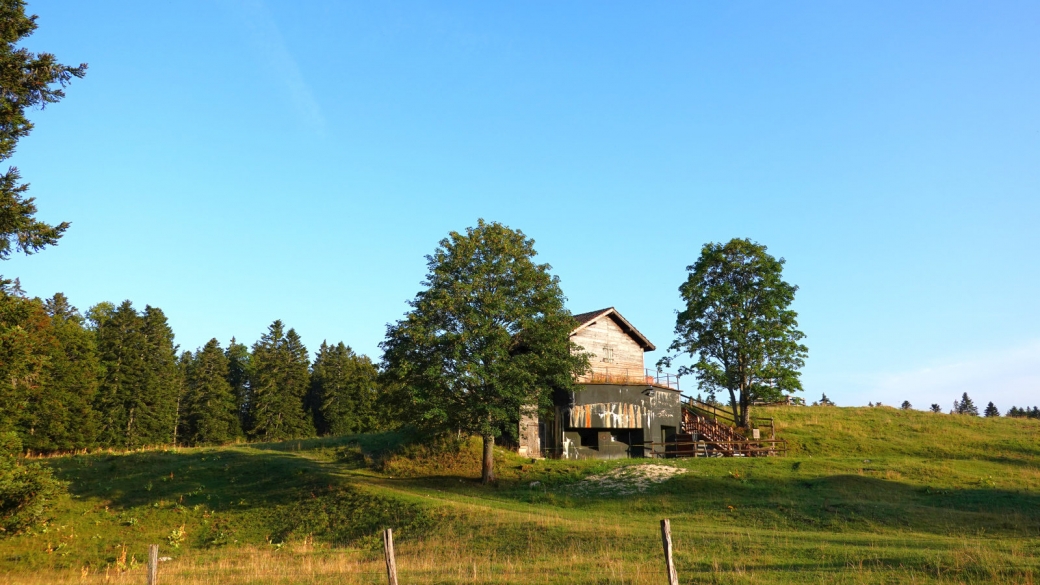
xmin=576 ymin=367 xmax=680 ymax=390
xmin=680 ymin=397 xmax=786 ymax=457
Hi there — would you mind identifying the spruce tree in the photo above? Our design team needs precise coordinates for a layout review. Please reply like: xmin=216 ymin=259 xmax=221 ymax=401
xmin=24 ymin=294 xmax=100 ymax=451
xmin=136 ymin=306 xmax=181 ymax=446
xmin=93 ymin=302 xmax=180 ymax=448
xmin=0 ymin=281 xmax=47 ymax=438
xmin=983 ymin=402 xmax=1000 ymax=417
xmin=0 ymin=0 xmax=86 ymax=260
xmin=182 ymin=339 xmax=240 ymax=445
xmin=92 ymin=301 xmax=143 ymax=447
xmin=248 ymin=321 xmax=314 ymax=441
xmin=225 ymin=338 xmax=251 ymax=432
xmin=954 ymin=392 xmax=979 ymax=416
xmin=174 ymin=351 xmax=191 ymax=446
xmin=310 ymin=341 xmax=379 ymax=436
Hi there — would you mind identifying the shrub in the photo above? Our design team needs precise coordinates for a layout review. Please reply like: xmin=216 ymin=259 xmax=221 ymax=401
xmin=0 ymin=433 xmax=67 ymax=536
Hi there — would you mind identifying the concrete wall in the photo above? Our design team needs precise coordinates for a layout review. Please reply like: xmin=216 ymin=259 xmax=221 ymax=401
xmin=551 ymin=384 xmax=682 ymax=460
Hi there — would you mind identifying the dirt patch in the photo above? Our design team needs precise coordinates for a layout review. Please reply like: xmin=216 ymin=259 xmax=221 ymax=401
xmin=574 ymin=464 xmax=688 ymax=496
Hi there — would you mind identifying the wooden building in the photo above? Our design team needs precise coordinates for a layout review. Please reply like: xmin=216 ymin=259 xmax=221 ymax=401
xmin=518 ymin=308 xmax=684 ymax=460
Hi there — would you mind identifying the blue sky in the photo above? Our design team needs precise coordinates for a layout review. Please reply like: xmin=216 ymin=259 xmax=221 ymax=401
xmin=6 ymin=1 xmax=1039 ymax=409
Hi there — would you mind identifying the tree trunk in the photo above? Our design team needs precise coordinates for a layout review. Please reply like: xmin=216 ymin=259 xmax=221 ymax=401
xmin=481 ymin=433 xmax=495 ymax=484
xmin=739 ymin=385 xmax=751 ymax=429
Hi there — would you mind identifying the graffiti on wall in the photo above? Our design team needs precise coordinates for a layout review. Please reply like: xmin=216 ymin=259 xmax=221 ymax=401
xmin=568 ymin=402 xmax=645 ymax=429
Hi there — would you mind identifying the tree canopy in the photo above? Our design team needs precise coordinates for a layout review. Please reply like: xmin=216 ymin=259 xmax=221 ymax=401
xmin=0 ymin=0 xmax=86 ymax=260
xmin=666 ymin=238 xmax=807 ymax=428
xmin=381 ymin=219 xmax=586 ymax=483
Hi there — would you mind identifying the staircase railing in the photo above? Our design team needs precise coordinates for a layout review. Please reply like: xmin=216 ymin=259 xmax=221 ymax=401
xmin=680 ymin=396 xmax=785 ymax=457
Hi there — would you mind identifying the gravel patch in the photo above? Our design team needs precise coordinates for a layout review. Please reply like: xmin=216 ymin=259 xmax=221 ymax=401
xmin=573 ymin=464 xmax=688 ymax=496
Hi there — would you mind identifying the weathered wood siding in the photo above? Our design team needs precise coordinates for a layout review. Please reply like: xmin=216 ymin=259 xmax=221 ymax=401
xmin=571 ymin=315 xmax=645 ymax=375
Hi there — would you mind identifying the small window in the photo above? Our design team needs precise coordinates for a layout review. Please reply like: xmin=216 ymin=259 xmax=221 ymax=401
xmin=602 ymin=346 xmax=614 ymax=363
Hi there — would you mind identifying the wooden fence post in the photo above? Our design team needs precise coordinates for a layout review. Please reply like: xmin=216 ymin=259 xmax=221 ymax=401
xmin=383 ymin=528 xmax=399 ymax=585
xmin=660 ymin=519 xmax=679 ymax=585
xmin=147 ymin=544 xmax=158 ymax=585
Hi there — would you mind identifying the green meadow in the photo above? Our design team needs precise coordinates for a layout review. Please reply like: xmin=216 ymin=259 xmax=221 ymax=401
xmin=2 ymin=406 xmax=1038 ymax=584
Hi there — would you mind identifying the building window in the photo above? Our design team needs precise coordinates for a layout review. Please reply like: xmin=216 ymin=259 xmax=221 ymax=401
xmin=602 ymin=346 xmax=614 ymax=363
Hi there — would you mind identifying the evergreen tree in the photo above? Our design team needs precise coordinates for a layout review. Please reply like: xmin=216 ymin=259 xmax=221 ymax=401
xmin=310 ymin=341 xmax=379 ymax=436
xmin=0 ymin=0 xmax=86 ymax=260
xmin=1 ymin=288 xmax=100 ymax=452
xmin=247 ymin=321 xmax=314 ymax=441
xmin=930 ymin=403 xmax=942 ymax=413
xmin=953 ymin=392 xmax=979 ymax=416
xmin=900 ymin=400 xmax=912 ymax=410
xmin=23 ymin=294 xmax=100 ymax=451
xmin=0 ymin=281 xmax=46 ymax=437
xmin=93 ymin=301 xmax=138 ymax=447
xmin=225 ymin=338 xmax=251 ymax=432
xmin=93 ymin=302 xmax=180 ymax=448
xmin=174 ymin=351 xmax=191 ymax=446
xmin=181 ymin=339 xmax=239 ymax=445
xmin=984 ymin=402 xmax=1000 ymax=418
xmin=136 ymin=306 xmax=181 ymax=446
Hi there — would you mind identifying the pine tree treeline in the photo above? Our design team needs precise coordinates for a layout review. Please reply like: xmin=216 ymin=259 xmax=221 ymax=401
xmin=1007 ymin=406 xmax=1040 ymax=419
xmin=0 ymin=286 xmax=389 ymax=454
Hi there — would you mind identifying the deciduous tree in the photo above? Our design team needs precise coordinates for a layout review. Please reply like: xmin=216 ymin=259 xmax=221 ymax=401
xmin=381 ymin=220 xmax=586 ymax=484
xmin=666 ymin=239 xmax=808 ymax=428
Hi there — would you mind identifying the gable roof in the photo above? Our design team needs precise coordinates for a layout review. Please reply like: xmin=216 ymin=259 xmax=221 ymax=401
xmin=570 ymin=307 xmax=656 ymax=351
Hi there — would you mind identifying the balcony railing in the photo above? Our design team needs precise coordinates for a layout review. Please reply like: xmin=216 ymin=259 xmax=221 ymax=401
xmin=576 ymin=367 xmax=680 ymax=390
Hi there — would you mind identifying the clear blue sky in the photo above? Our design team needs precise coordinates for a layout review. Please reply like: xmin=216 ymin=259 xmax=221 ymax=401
xmin=7 ymin=1 xmax=1039 ymax=409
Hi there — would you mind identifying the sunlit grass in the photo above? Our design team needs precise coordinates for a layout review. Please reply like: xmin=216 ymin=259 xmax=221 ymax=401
xmin=2 ymin=406 xmax=1038 ymax=583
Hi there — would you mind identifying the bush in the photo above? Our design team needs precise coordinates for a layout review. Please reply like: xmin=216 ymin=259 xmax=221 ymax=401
xmin=0 ymin=433 xmax=67 ymax=536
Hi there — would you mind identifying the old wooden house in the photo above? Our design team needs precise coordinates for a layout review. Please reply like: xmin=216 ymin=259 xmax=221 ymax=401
xmin=518 ymin=307 xmax=685 ymax=460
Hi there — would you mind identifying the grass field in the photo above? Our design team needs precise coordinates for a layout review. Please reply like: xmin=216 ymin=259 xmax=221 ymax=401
xmin=1 ymin=406 xmax=1039 ymax=584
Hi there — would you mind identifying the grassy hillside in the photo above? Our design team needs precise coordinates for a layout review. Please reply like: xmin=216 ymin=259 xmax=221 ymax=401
xmin=1 ymin=407 xmax=1038 ymax=584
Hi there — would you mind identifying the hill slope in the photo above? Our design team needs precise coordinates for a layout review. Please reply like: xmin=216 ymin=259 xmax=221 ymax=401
xmin=1 ymin=407 xmax=1038 ymax=584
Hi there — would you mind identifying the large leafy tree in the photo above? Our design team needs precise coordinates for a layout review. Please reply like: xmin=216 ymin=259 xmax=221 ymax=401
xmin=0 ymin=0 xmax=86 ymax=260
xmin=381 ymin=220 xmax=586 ymax=484
xmin=310 ymin=341 xmax=379 ymax=436
xmin=181 ymin=339 xmax=240 ymax=445
xmin=667 ymin=238 xmax=807 ymax=428
xmin=247 ymin=321 xmax=314 ymax=441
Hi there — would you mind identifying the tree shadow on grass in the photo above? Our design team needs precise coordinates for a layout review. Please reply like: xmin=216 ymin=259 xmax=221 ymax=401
xmin=47 ymin=446 xmax=335 ymax=511
xmin=492 ymin=472 xmax=1040 ymax=537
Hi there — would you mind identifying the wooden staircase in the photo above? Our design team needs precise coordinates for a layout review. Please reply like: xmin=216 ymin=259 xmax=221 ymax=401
xmin=678 ymin=398 xmax=787 ymax=457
